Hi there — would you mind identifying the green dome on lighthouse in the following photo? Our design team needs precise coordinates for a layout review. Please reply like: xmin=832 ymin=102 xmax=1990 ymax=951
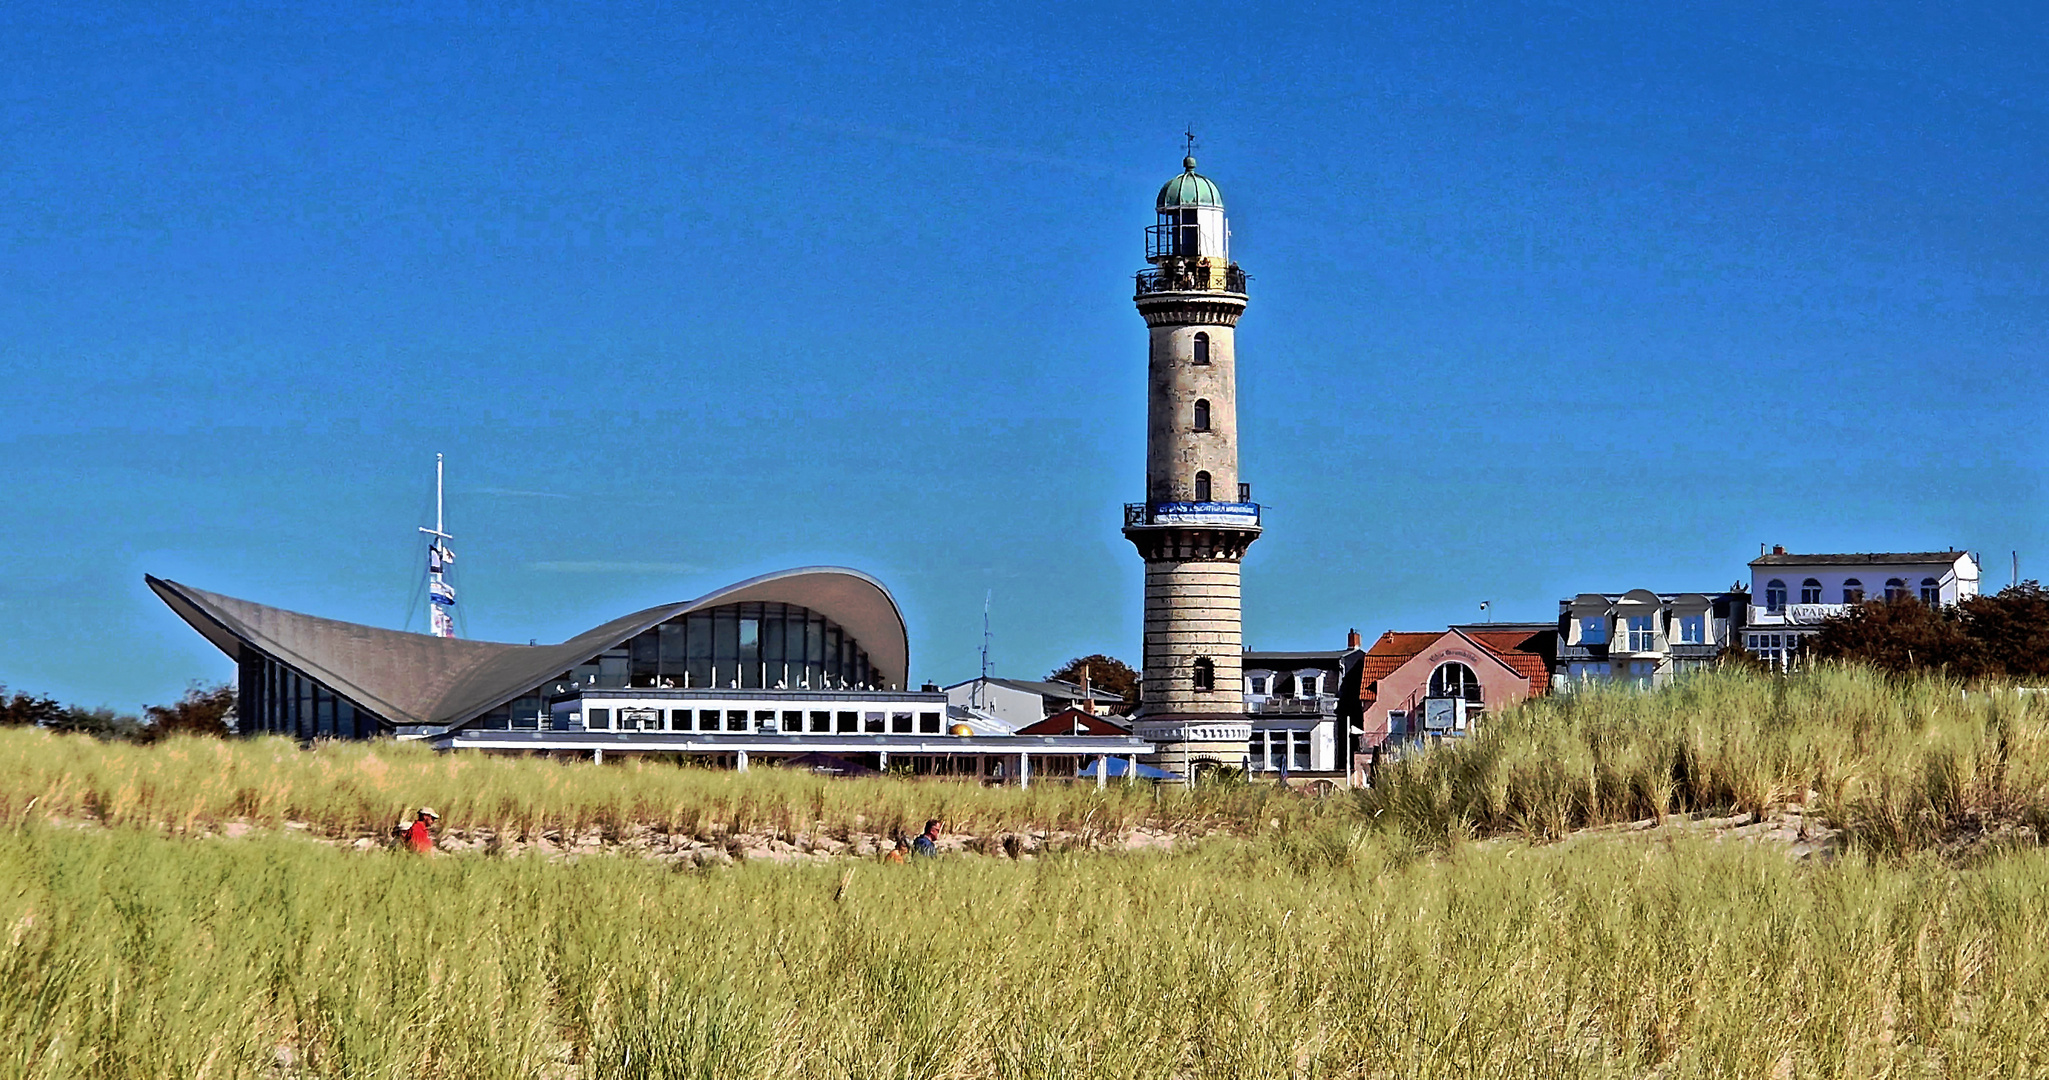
xmin=1156 ymin=157 xmax=1224 ymax=209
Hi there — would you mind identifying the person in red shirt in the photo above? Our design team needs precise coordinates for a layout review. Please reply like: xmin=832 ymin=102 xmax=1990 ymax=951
xmin=406 ymin=808 xmax=438 ymax=853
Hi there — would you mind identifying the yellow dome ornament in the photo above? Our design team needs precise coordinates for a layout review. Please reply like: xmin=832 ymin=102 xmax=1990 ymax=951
xmin=949 ymin=723 xmax=975 ymax=737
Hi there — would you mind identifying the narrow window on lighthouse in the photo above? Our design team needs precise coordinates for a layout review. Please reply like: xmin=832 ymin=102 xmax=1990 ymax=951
xmin=1193 ymin=332 xmax=1210 ymax=365
xmin=1193 ymin=399 xmax=1210 ymax=431
xmin=1194 ymin=471 xmax=1212 ymax=501
xmin=1192 ymin=657 xmax=1215 ymax=692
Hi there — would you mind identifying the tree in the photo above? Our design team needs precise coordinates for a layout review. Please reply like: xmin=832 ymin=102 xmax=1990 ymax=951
xmin=1809 ymin=596 xmax=1980 ymax=675
xmin=45 ymin=705 xmax=146 ymax=741
xmin=142 ymin=681 xmax=236 ymax=741
xmin=1961 ymin=581 xmax=2049 ymax=678
xmin=1046 ymin=654 xmax=1140 ymax=710
xmin=0 ymin=686 xmax=65 ymax=728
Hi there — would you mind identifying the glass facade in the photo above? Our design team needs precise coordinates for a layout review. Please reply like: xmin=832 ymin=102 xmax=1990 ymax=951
xmin=235 ymin=651 xmax=379 ymax=739
xmin=544 ymin=602 xmax=878 ymax=697
xmin=234 ymin=600 xmax=886 ymax=740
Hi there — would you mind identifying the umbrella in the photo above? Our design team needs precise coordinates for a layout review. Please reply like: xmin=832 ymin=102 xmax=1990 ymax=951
xmin=1078 ymin=756 xmax=1181 ymax=781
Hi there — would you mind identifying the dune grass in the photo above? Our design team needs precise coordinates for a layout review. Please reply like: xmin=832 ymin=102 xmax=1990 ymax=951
xmin=5 ymin=667 xmax=2049 ymax=1075
xmin=3 ymin=665 xmax=2048 ymax=860
xmin=4 ymin=822 xmax=2048 ymax=1078
xmin=0 ymin=727 xmax=1330 ymax=846
xmin=1362 ymin=664 xmax=2049 ymax=856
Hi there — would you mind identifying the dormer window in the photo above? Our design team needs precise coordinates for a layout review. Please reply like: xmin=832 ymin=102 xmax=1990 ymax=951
xmin=1579 ymin=617 xmax=1608 ymax=645
xmin=1299 ymin=674 xmax=1318 ymax=696
xmin=1193 ymin=332 xmax=1210 ymax=365
xmin=1765 ymin=579 xmax=1787 ymax=613
xmin=1626 ymin=616 xmax=1656 ymax=651
xmin=1249 ymin=676 xmax=1267 ymax=695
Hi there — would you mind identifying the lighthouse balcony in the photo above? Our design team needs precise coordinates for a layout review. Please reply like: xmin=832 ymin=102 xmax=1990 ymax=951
xmin=1135 ymin=264 xmax=1247 ymax=296
xmin=1124 ymin=501 xmax=1262 ymax=529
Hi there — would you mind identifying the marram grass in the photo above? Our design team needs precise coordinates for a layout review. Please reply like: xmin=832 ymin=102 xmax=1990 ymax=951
xmin=1361 ymin=664 xmax=2049 ymax=854
xmin=4 ymin=824 xmax=2049 ymax=1078
xmin=5 ymin=666 xmax=2049 ymax=1076
xmin=1 ymin=666 xmax=2046 ymax=857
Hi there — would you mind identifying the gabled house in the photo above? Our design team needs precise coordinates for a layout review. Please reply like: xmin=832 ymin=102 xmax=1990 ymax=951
xmin=1357 ymin=624 xmax=1555 ymax=771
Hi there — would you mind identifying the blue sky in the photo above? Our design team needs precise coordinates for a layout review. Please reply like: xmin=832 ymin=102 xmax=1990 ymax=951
xmin=3 ymin=1 xmax=2043 ymax=709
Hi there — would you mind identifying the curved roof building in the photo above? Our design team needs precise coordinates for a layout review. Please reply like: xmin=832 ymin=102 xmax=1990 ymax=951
xmin=150 ymin=569 xmax=1153 ymax=780
xmin=150 ymin=567 xmax=910 ymax=735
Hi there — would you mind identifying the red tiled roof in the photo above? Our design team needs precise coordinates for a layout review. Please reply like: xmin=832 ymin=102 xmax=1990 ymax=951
xmin=1357 ymin=627 xmax=1554 ymax=704
xmin=1462 ymin=629 xmax=1552 ymax=695
xmin=1015 ymin=707 xmax=1130 ymax=736
xmin=1357 ymin=632 xmax=1443 ymax=705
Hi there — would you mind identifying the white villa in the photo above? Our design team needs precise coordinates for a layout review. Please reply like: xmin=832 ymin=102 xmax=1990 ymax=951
xmin=1744 ymin=546 xmax=1981 ymax=667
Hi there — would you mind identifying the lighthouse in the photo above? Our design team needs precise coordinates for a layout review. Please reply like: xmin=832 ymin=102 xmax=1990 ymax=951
xmin=1124 ymin=152 xmax=1259 ymax=779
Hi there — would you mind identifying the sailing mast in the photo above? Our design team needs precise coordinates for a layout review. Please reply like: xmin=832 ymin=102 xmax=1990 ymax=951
xmin=419 ymin=453 xmax=457 ymax=638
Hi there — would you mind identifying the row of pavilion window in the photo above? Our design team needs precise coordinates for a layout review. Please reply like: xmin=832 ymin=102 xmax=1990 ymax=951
xmin=1762 ymin=577 xmax=1940 ymax=612
xmin=555 ymin=602 xmax=878 ymax=694
xmin=582 ymin=708 xmax=944 ymax=735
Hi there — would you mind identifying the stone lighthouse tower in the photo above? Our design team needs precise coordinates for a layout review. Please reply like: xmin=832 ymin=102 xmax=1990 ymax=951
xmin=1124 ymin=153 xmax=1259 ymax=778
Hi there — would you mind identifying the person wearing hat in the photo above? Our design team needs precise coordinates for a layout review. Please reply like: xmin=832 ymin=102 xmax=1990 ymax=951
xmin=406 ymin=807 xmax=439 ymax=853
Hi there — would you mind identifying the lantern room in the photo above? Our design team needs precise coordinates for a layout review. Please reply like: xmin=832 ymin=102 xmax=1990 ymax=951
xmin=1147 ymin=156 xmax=1229 ymax=262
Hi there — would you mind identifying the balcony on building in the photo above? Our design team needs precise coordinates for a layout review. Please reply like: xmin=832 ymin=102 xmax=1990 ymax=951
xmin=1123 ymin=501 xmax=1262 ymax=531
xmin=1134 ymin=263 xmax=1248 ymax=297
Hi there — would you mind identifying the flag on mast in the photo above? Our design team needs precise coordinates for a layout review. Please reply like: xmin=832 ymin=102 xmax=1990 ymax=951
xmin=420 ymin=453 xmax=458 ymax=639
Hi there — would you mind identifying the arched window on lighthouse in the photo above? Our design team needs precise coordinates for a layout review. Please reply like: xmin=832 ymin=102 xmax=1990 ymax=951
xmin=1194 ymin=471 xmax=1212 ymax=501
xmin=1191 ymin=657 xmax=1215 ymax=692
xmin=1193 ymin=399 xmax=1211 ymax=432
xmin=1193 ymin=332 xmax=1210 ymax=365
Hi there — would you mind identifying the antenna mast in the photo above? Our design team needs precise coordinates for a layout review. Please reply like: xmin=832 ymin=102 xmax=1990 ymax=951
xmin=418 ymin=453 xmax=457 ymax=638
xmin=974 ymin=590 xmax=992 ymax=709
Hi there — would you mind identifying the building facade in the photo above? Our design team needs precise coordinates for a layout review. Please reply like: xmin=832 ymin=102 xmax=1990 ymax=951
xmin=1241 ymin=640 xmax=1366 ymax=782
xmin=1744 ymin=547 xmax=1981 ymax=667
xmin=940 ymin=677 xmax=1122 ymax=731
xmin=1357 ymin=625 xmax=1554 ymax=774
xmin=1122 ymin=154 xmax=1261 ymax=778
xmin=1554 ymin=590 xmax=1745 ymax=688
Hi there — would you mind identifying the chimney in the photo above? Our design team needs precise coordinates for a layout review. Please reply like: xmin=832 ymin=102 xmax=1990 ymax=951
xmin=1079 ymin=663 xmax=1094 ymax=714
xmin=1772 ymin=544 xmax=1785 ymax=556
xmin=1346 ymin=628 xmax=1361 ymax=650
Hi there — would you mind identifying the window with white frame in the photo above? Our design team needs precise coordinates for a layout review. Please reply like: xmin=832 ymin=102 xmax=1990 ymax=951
xmin=1579 ymin=616 xmax=1608 ymax=645
xmin=1626 ymin=615 xmax=1656 ymax=651
xmin=1292 ymin=730 xmax=1311 ymax=771
xmin=1747 ymin=633 xmax=1788 ymax=669
xmin=1678 ymin=614 xmax=1705 ymax=644
xmin=1920 ymin=578 xmax=1941 ymax=605
xmin=1429 ymin=662 xmax=1482 ymax=703
xmin=1843 ymin=579 xmax=1865 ymax=604
xmin=1249 ymin=676 xmax=1267 ymax=695
xmin=1884 ymin=578 xmax=1909 ymax=602
xmin=1800 ymin=579 xmax=1822 ymax=604
xmin=1299 ymin=674 xmax=1318 ymax=696
xmin=1765 ymin=580 xmax=1787 ymax=613
xmin=1627 ymin=661 xmax=1656 ymax=687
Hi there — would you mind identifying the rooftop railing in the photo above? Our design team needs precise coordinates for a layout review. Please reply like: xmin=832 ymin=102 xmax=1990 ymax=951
xmin=1135 ymin=264 xmax=1247 ymax=296
xmin=1124 ymin=501 xmax=1262 ymax=529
